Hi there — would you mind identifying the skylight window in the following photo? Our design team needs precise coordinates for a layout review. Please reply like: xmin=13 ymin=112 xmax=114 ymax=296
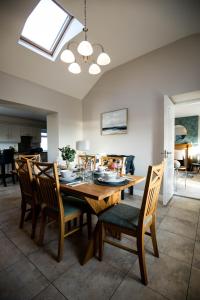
xmin=19 ymin=0 xmax=83 ymax=61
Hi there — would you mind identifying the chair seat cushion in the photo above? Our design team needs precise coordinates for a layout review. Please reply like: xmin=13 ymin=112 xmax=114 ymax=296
xmin=62 ymin=199 xmax=82 ymax=216
xmin=99 ymin=204 xmax=140 ymax=230
xmin=62 ymin=194 xmax=90 ymax=212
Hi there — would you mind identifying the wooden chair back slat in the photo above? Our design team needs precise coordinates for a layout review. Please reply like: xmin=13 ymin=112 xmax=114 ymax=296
xmin=15 ymin=159 xmax=33 ymax=198
xmin=32 ymin=162 xmax=64 ymax=215
xmin=37 ymin=176 xmax=57 ymax=209
xmin=139 ymin=162 xmax=165 ymax=227
xmin=18 ymin=154 xmax=41 ymax=162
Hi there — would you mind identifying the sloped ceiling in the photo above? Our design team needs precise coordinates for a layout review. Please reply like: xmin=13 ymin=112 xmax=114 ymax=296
xmin=0 ymin=0 xmax=200 ymax=100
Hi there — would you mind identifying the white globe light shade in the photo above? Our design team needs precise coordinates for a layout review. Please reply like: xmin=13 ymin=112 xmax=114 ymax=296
xmin=68 ymin=62 xmax=81 ymax=74
xmin=97 ymin=52 xmax=111 ymax=65
xmin=60 ymin=49 xmax=75 ymax=63
xmin=76 ymin=140 xmax=90 ymax=151
xmin=77 ymin=40 xmax=93 ymax=56
xmin=89 ymin=63 xmax=101 ymax=75
xmin=175 ymin=125 xmax=187 ymax=136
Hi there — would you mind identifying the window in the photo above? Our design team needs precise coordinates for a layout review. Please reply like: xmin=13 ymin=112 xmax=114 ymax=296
xmin=19 ymin=0 xmax=83 ymax=61
xmin=41 ymin=130 xmax=47 ymax=151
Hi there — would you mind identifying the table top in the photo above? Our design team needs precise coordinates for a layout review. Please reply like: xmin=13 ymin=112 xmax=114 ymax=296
xmin=60 ymin=175 xmax=145 ymax=200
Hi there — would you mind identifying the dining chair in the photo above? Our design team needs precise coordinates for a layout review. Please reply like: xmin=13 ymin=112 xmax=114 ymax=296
xmin=78 ymin=155 xmax=96 ymax=171
xmin=15 ymin=159 xmax=39 ymax=239
xmin=0 ymin=148 xmax=15 ymax=187
xmin=101 ymin=155 xmax=134 ymax=200
xmin=18 ymin=154 xmax=41 ymax=162
xmin=98 ymin=161 xmax=165 ymax=285
xmin=101 ymin=155 xmax=126 ymax=176
xmin=32 ymin=161 xmax=91 ymax=262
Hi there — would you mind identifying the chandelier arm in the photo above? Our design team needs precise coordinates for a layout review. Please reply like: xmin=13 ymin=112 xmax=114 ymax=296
xmin=67 ymin=41 xmax=78 ymax=49
xmin=92 ymin=43 xmax=105 ymax=53
xmin=62 ymin=0 xmax=109 ymax=74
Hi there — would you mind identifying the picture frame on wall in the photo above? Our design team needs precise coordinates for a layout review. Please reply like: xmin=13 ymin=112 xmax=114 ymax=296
xmin=101 ymin=108 xmax=128 ymax=135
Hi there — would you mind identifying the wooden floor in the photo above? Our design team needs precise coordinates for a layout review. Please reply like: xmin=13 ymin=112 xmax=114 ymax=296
xmin=0 ymin=180 xmax=200 ymax=300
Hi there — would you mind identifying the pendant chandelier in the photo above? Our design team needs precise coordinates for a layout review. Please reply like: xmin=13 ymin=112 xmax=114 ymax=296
xmin=60 ymin=0 xmax=111 ymax=75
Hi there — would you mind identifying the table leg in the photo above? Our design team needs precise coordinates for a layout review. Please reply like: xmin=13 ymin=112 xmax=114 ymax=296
xmin=81 ymin=221 xmax=99 ymax=265
xmin=129 ymin=186 xmax=133 ymax=195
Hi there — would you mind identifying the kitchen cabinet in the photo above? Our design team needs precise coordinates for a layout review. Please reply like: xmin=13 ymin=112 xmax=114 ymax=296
xmin=20 ymin=126 xmax=33 ymax=137
xmin=0 ymin=124 xmax=20 ymax=142
xmin=0 ymin=124 xmax=41 ymax=143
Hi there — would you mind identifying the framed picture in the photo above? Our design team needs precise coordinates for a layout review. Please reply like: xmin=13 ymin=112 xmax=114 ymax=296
xmin=101 ymin=108 xmax=128 ymax=135
xmin=175 ymin=116 xmax=198 ymax=144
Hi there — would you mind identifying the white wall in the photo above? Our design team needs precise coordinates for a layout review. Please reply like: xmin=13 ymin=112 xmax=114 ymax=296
xmin=47 ymin=113 xmax=59 ymax=161
xmin=83 ymin=34 xmax=200 ymax=190
xmin=0 ymin=71 xmax=82 ymax=161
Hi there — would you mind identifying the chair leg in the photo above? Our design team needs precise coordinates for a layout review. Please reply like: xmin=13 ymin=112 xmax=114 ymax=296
xmin=19 ymin=201 xmax=26 ymax=229
xmin=150 ymin=217 xmax=159 ymax=258
xmin=98 ymin=221 xmax=104 ymax=261
xmin=31 ymin=205 xmax=37 ymax=239
xmin=74 ymin=218 xmax=77 ymax=227
xmin=68 ymin=220 xmax=71 ymax=231
xmin=137 ymin=232 xmax=148 ymax=285
xmin=2 ymin=165 xmax=7 ymax=187
xmin=80 ymin=214 xmax=83 ymax=233
xmin=57 ymin=220 xmax=65 ymax=262
xmin=38 ymin=210 xmax=47 ymax=246
xmin=12 ymin=172 xmax=15 ymax=184
xmin=87 ymin=213 xmax=92 ymax=240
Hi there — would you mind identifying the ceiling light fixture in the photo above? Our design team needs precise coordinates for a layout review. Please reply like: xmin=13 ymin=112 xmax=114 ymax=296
xmin=60 ymin=0 xmax=110 ymax=75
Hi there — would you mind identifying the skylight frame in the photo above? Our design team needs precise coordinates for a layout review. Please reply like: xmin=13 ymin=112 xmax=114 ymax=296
xmin=19 ymin=0 xmax=73 ymax=57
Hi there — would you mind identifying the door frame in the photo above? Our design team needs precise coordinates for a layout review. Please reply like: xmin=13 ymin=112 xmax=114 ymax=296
xmin=163 ymin=95 xmax=175 ymax=205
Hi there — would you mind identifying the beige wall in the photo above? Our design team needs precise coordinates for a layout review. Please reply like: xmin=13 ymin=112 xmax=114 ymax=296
xmin=0 ymin=34 xmax=199 ymax=180
xmin=0 ymin=71 xmax=82 ymax=161
xmin=83 ymin=34 xmax=200 ymax=190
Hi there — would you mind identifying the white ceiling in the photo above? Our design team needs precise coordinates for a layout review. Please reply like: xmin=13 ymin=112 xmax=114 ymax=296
xmin=175 ymin=101 xmax=200 ymax=117
xmin=173 ymin=91 xmax=200 ymax=117
xmin=0 ymin=0 xmax=200 ymax=100
xmin=0 ymin=99 xmax=50 ymax=121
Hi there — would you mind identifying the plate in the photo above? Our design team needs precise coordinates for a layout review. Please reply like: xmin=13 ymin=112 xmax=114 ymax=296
xmin=93 ymin=172 xmax=103 ymax=176
xmin=98 ymin=177 xmax=126 ymax=183
xmin=59 ymin=175 xmax=78 ymax=183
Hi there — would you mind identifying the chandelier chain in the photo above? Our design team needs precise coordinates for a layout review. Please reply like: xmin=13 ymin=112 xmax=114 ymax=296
xmin=83 ymin=0 xmax=88 ymax=40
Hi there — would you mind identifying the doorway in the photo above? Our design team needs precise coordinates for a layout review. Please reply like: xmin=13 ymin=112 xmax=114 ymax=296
xmin=172 ymin=91 xmax=200 ymax=200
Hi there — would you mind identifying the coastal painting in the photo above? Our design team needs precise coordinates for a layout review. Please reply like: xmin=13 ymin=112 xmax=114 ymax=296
xmin=101 ymin=108 xmax=128 ymax=135
xmin=175 ymin=115 xmax=199 ymax=144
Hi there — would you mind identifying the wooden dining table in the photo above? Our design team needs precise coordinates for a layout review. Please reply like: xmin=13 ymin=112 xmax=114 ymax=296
xmin=60 ymin=175 xmax=145 ymax=264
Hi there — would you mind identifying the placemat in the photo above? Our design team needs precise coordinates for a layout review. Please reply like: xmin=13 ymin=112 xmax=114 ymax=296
xmin=94 ymin=179 xmax=129 ymax=187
